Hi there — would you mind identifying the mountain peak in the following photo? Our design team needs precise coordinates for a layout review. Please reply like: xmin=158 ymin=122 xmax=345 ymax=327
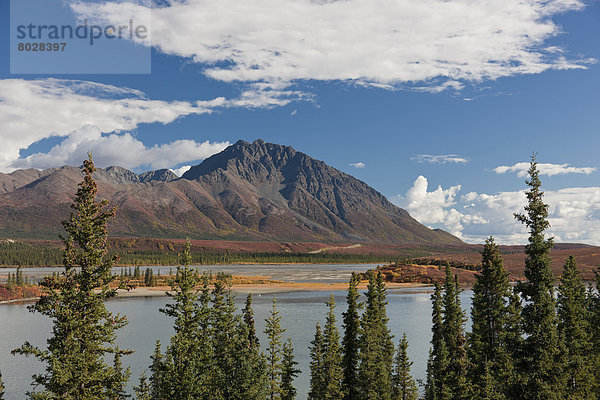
xmin=180 ymin=139 xmax=461 ymax=244
xmin=0 ymin=140 xmax=461 ymax=244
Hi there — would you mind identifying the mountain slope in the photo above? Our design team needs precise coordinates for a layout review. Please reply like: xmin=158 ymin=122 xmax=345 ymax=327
xmin=0 ymin=140 xmax=461 ymax=244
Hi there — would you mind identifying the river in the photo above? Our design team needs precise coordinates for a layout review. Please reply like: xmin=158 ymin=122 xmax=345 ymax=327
xmin=0 ymin=264 xmax=473 ymax=399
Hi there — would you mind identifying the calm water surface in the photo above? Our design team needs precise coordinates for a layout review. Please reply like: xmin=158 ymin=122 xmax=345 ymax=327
xmin=0 ymin=265 xmax=472 ymax=399
xmin=0 ymin=264 xmax=380 ymax=284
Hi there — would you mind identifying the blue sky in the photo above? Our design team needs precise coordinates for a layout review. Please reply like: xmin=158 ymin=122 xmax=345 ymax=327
xmin=0 ymin=0 xmax=599 ymax=244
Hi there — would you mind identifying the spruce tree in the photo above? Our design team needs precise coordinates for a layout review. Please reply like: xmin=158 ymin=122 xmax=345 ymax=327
xmin=157 ymin=240 xmax=206 ymax=399
xmin=392 ymin=333 xmax=418 ymax=400
xmin=149 ymin=341 xmax=165 ymax=400
xmin=323 ymin=295 xmax=345 ymax=400
xmin=265 ymin=297 xmax=285 ymax=400
xmin=13 ymin=154 xmax=131 ymax=400
xmin=357 ymin=271 xmax=394 ymax=400
xmin=281 ymin=339 xmax=300 ymax=400
xmin=243 ymin=294 xmax=260 ymax=348
xmin=341 ymin=273 xmax=361 ymax=400
xmin=239 ymin=294 xmax=269 ymax=400
xmin=590 ymin=268 xmax=600 ymax=397
xmin=15 ymin=267 xmax=24 ymax=286
xmin=309 ymin=323 xmax=326 ymax=400
xmin=514 ymin=155 xmax=565 ymax=400
xmin=107 ymin=354 xmax=129 ymax=400
xmin=134 ymin=374 xmax=152 ymax=400
xmin=0 ymin=370 xmax=5 ymax=400
xmin=468 ymin=237 xmax=517 ymax=399
xmin=211 ymin=281 xmax=267 ymax=400
xmin=426 ymin=283 xmax=450 ymax=400
xmin=210 ymin=281 xmax=238 ymax=398
xmin=424 ymin=349 xmax=438 ymax=400
xmin=557 ymin=256 xmax=595 ymax=399
xmin=442 ymin=266 xmax=469 ymax=400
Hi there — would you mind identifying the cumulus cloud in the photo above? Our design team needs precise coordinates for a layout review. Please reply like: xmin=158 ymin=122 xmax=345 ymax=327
xmin=413 ymin=154 xmax=468 ymax=164
xmin=11 ymin=126 xmax=229 ymax=171
xmin=392 ymin=176 xmax=484 ymax=238
xmin=494 ymin=162 xmax=597 ymax=177
xmin=349 ymin=162 xmax=366 ymax=169
xmin=393 ymin=176 xmax=600 ymax=245
xmin=70 ymin=0 xmax=593 ymax=93
xmin=0 ymin=78 xmax=293 ymax=172
xmin=0 ymin=79 xmax=229 ymax=172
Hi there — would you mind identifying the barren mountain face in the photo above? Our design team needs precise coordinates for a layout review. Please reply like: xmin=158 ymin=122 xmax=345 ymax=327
xmin=0 ymin=140 xmax=460 ymax=244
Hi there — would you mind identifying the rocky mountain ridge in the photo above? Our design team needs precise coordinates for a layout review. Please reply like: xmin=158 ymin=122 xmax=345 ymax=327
xmin=0 ymin=140 xmax=461 ymax=244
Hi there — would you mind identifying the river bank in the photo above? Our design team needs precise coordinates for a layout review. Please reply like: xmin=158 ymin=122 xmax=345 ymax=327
xmin=0 ymin=281 xmax=430 ymax=304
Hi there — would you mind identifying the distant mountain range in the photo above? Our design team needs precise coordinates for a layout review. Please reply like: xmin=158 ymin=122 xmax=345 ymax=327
xmin=0 ymin=140 xmax=461 ymax=244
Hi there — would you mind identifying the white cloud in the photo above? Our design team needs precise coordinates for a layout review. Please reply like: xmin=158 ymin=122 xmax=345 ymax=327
xmin=413 ymin=154 xmax=468 ymax=164
xmin=393 ymin=176 xmax=600 ymax=245
xmin=392 ymin=176 xmax=482 ymax=238
xmin=12 ymin=126 xmax=229 ymax=171
xmin=349 ymin=162 xmax=366 ymax=169
xmin=170 ymin=165 xmax=192 ymax=177
xmin=0 ymin=79 xmax=228 ymax=172
xmin=0 ymin=78 xmax=291 ymax=172
xmin=70 ymin=0 xmax=592 ymax=93
xmin=494 ymin=162 xmax=597 ymax=177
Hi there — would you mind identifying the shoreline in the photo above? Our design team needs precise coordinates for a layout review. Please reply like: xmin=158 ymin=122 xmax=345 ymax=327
xmin=0 ymin=262 xmax=386 ymax=269
xmin=0 ymin=281 xmax=431 ymax=304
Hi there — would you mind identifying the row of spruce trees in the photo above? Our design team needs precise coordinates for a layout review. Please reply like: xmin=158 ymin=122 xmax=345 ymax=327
xmin=303 ymin=156 xmax=600 ymax=400
xmin=1 ymin=154 xmax=599 ymax=400
xmin=132 ymin=241 xmax=301 ymax=400
xmin=421 ymin=157 xmax=600 ymax=400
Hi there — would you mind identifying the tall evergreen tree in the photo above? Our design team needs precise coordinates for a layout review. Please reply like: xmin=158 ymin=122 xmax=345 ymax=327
xmin=15 ymin=267 xmax=24 ymax=286
xmin=210 ymin=281 xmax=239 ymax=399
xmin=557 ymin=256 xmax=595 ymax=399
xmin=392 ymin=333 xmax=418 ymax=400
xmin=281 ymin=339 xmax=300 ymax=400
xmin=107 ymin=354 xmax=129 ymax=400
xmin=150 ymin=340 xmax=168 ymax=400
xmin=323 ymin=295 xmax=345 ymax=400
xmin=468 ymin=237 xmax=517 ymax=399
xmin=134 ymin=374 xmax=152 ymax=400
xmin=514 ymin=155 xmax=565 ymax=400
xmin=13 ymin=154 xmax=131 ymax=400
xmin=149 ymin=341 xmax=164 ymax=400
xmin=157 ymin=240 xmax=206 ymax=399
xmin=590 ymin=268 xmax=600 ymax=397
xmin=442 ymin=266 xmax=469 ymax=400
xmin=309 ymin=323 xmax=326 ymax=400
xmin=357 ymin=271 xmax=394 ymax=400
xmin=424 ymin=349 xmax=438 ymax=400
xmin=426 ymin=283 xmax=450 ymax=400
xmin=0 ymin=370 xmax=5 ymax=400
xmin=243 ymin=294 xmax=260 ymax=348
xmin=239 ymin=294 xmax=269 ymax=400
xmin=341 ymin=273 xmax=361 ymax=400
xmin=212 ymin=282 xmax=268 ymax=400
xmin=265 ymin=297 xmax=285 ymax=400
